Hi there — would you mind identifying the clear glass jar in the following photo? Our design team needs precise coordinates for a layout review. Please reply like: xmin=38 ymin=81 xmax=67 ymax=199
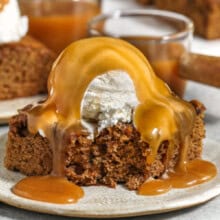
xmin=89 ymin=9 xmax=193 ymax=97
xmin=18 ymin=0 xmax=101 ymax=54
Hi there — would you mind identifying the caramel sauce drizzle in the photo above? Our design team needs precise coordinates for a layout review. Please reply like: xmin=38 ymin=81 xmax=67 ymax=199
xmin=12 ymin=176 xmax=84 ymax=204
xmin=27 ymin=37 xmax=195 ymax=166
xmin=139 ymin=160 xmax=217 ymax=195
xmin=12 ymin=37 xmax=217 ymax=202
xmin=0 ymin=0 xmax=9 ymax=11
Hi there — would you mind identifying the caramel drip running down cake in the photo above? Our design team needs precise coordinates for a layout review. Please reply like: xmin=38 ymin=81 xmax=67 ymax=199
xmin=4 ymin=37 xmax=217 ymax=204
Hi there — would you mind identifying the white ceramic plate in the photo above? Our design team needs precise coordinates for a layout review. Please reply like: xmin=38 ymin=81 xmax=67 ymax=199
xmin=0 ymin=134 xmax=220 ymax=218
xmin=0 ymin=95 xmax=46 ymax=124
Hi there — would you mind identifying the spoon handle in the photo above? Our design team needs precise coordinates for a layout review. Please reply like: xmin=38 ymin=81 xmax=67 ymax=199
xmin=180 ymin=52 xmax=220 ymax=88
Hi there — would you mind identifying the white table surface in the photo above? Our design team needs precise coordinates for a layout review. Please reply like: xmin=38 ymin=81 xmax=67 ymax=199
xmin=1 ymin=0 xmax=220 ymax=219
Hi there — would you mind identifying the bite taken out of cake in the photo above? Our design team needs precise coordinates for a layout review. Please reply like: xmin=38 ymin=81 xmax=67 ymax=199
xmin=4 ymin=37 xmax=217 ymax=204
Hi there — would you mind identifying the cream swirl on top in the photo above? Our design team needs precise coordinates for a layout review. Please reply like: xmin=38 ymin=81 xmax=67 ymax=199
xmin=0 ymin=0 xmax=28 ymax=43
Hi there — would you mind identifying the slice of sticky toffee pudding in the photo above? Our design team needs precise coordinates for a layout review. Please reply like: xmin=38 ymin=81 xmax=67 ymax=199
xmin=4 ymin=37 xmax=216 ymax=203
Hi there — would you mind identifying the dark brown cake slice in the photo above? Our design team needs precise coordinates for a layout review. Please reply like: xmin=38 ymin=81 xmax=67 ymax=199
xmin=0 ymin=35 xmax=55 ymax=100
xmin=136 ymin=0 xmax=155 ymax=5
xmin=4 ymin=100 xmax=205 ymax=190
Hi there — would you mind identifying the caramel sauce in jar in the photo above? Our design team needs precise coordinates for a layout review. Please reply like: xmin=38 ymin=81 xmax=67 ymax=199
xmin=151 ymin=60 xmax=186 ymax=97
xmin=19 ymin=0 xmax=100 ymax=54
xmin=11 ymin=37 xmax=217 ymax=202
xmin=122 ymin=38 xmax=187 ymax=97
xmin=0 ymin=0 xmax=9 ymax=11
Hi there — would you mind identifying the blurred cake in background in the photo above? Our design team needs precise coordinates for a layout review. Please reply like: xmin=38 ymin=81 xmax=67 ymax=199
xmin=137 ymin=0 xmax=220 ymax=39
xmin=156 ymin=0 xmax=220 ymax=39
xmin=0 ymin=0 xmax=55 ymax=100
xmin=136 ymin=0 xmax=154 ymax=5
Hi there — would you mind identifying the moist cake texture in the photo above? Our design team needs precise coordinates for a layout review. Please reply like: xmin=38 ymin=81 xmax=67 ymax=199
xmin=5 ymin=100 xmax=205 ymax=190
xmin=0 ymin=36 xmax=55 ymax=100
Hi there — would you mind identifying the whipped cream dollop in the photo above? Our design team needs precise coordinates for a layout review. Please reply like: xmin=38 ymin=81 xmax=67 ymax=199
xmin=82 ymin=71 xmax=139 ymax=131
xmin=0 ymin=0 xmax=28 ymax=43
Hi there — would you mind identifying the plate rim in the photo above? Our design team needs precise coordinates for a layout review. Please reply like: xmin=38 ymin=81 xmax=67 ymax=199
xmin=0 ymin=95 xmax=46 ymax=124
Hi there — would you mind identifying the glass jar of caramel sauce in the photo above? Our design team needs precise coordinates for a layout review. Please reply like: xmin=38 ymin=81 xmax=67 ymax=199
xmin=89 ymin=9 xmax=193 ymax=97
xmin=18 ymin=0 xmax=101 ymax=54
